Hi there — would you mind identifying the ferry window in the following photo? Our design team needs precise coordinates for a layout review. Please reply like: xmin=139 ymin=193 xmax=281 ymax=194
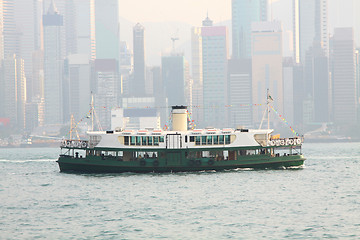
xmin=214 ymin=135 xmax=219 ymax=145
xmin=185 ymin=136 xmax=188 ymax=143
xmin=154 ymin=136 xmax=159 ymax=146
xmin=147 ymin=136 xmax=152 ymax=145
xmin=207 ymin=136 xmax=212 ymax=145
xmin=136 ymin=136 xmax=141 ymax=145
xmin=225 ymin=135 xmax=230 ymax=144
xmin=219 ymin=135 xmax=224 ymax=144
xmin=142 ymin=136 xmax=147 ymax=145
xmin=195 ymin=136 xmax=201 ymax=145
xmin=202 ymin=136 xmax=207 ymax=145
xmin=130 ymin=136 xmax=136 ymax=145
xmin=124 ymin=136 xmax=129 ymax=145
xmin=159 ymin=136 xmax=164 ymax=143
xmin=190 ymin=136 xmax=195 ymax=142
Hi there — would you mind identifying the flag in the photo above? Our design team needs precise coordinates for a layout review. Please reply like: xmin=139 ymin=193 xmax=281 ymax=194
xmin=268 ymin=94 xmax=273 ymax=101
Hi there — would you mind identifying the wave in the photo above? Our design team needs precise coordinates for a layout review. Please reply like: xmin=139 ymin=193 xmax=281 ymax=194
xmin=0 ymin=159 xmax=56 ymax=163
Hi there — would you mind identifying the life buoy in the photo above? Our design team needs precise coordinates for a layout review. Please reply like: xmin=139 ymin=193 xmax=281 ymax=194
xmin=66 ymin=140 xmax=71 ymax=147
xmin=296 ymin=138 xmax=302 ymax=145
xmin=140 ymin=160 xmax=146 ymax=166
xmin=81 ymin=141 xmax=87 ymax=148
xmin=288 ymin=139 xmax=293 ymax=145
xmin=208 ymin=159 xmax=214 ymax=165
xmin=153 ymin=160 xmax=159 ymax=167
xmin=270 ymin=140 xmax=275 ymax=146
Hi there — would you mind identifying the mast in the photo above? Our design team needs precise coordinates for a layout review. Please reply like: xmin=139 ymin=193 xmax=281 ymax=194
xmin=91 ymin=92 xmax=94 ymax=131
xmin=267 ymin=89 xmax=270 ymax=129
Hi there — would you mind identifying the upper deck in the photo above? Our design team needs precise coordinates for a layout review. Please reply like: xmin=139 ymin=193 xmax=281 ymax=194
xmin=85 ymin=127 xmax=274 ymax=150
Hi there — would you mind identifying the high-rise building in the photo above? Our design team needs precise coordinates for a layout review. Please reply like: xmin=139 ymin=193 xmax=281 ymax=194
xmin=73 ymin=0 xmax=96 ymax=59
xmin=95 ymin=0 xmax=119 ymax=60
xmin=43 ymin=1 xmax=64 ymax=125
xmin=133 ymin=23 xmax=146 ymax=97
xmin=232 ymin=0 xmax=268 ymax=59
xmin=191 ymin=27 xmax=203 ymax=125
xmin=228 ymin=58 xmax=252 ymax=128
xmin=13 ymin=0 xmax=42 ymax=91
xmin=293 ymin=0 xmax=328 ymax=64
xmin=161 ymin=54 xmax=187 ymax=107
xmin=201 ymin=16 xmax=228 ymax=128
xmin=93 ymin=59 xmax=119 ymax=129
xmin=2 ymin=0 xmax=18 ymax=59
xmin=332 ymin=28 xmax=357 ymax=125
xmin=2 ymin=54 xmax=26 ymax=129
xmin=0 ymin=0 xmax=4 ymax=61
xmin=293 ymin=0 xmax=329 ymax=124
xmin=66 ymin=54 xmax=91 ymax=121
xmin=251 ymin=21 xmax=283 ymax=124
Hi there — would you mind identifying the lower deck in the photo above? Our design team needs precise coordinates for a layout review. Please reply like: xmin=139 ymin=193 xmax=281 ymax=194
xmin=58 ymin=146 xmax=305 ymax=173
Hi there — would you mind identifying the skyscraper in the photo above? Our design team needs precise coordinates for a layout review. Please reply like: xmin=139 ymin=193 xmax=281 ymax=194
xmin=133 ymin=23 xmax=146 ymax=97
xmin=332 ymin=28 xmax=357 ymax=125
xmin=228 ymin=58 xmax=252 ymax=127
xmin=73 ymin=0 xmax=96 ymax=59
xmin=2 ymin=54 xmax=26 ymax=129
xmin=95 ymin=0 xmax=119 ymax=60
xmin=93 ymin=59 xmax=119 ymax=129
xmin=201 ymin=16 xmax=228 ymax=127
xmin=43 ymin=1 xmax=64 ymax=125
xmin=161 ymin=54 xmax=188 ymax=107
xmin=191 ymin=27 xmax=203 ymax=125
xmin=251 ymin=21 xmax=283 ymax=124
xmin=293 ymin=0 xmax=329 ymax=124
xmin=232 ymin=0 xmax=268 ymax=59
xmin=293 ymin=0 xmax=328 ymax=64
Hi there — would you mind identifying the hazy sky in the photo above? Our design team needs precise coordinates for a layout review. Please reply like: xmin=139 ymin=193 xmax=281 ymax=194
xmin=119 ymin=0 xmax=232 ymax=25
xmin=119 ymin=0 xmax=354 ymax=31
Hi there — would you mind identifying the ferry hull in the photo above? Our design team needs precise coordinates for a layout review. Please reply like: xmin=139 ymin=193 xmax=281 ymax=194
xmin=57 ymin=155 xmax=305 ymax=173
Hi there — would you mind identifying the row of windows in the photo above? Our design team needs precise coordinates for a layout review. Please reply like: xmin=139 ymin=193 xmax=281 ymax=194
xmin=189 ymin=135 xmax=231 ymax=145
xmin=124 ymin=136 xmax=165 ymax=146
xmin=123 ymin=135 xmax=232 ymax=146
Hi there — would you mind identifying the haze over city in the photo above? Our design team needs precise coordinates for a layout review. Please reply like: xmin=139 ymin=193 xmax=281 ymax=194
xmin=1 ymin=0 xmax=360 ymax=146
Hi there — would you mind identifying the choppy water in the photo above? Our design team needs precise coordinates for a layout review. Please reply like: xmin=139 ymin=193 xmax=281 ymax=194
xmin=0 ymin=143 xmax=359 ymax=239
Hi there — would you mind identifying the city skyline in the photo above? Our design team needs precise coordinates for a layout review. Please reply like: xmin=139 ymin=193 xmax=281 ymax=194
xmin=1 ymin=0 xmax=360 ymax=143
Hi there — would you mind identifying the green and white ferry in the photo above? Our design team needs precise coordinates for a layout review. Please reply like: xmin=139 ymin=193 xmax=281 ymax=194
xmin=57 ymin=106 xmax=305 ymax=173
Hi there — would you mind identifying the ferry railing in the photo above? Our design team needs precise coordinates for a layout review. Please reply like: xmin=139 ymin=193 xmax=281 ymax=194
xmin=60 ymin=139 xmax=89 ymax=149
xmin=268 ymin=137 xmax=304 ymax=147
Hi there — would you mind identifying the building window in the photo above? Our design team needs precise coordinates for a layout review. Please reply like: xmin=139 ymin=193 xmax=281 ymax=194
xmin=225 ymin=135 xmax=230 ymax=144
xmin=190 ymin=136 xmax=195 ymax=142
xmin=195 ymin=136 xmax=201 ymax=145
xmin=202 ymin=136 xmax=207 ymax=145
xmin=147 ymin=136 xmax=152 ymax=145
xmin=207 ymin=136 xmax=212 ymax=145
xmin=219 ymin=135 xmax=224 ymax=144
xmin=142 ymin=136 xmax=147 ymax=145
xmin=213 ymin=135 xmax=219 ymax=145
xmin=154 ymin=136 xmax=159 ymax=146
xmin=136 ymin=136 xmax=141 ymax=145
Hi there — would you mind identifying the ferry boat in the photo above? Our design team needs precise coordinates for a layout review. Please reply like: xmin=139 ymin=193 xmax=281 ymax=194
xmin=57 ymin=106 xmax=305 ymax=173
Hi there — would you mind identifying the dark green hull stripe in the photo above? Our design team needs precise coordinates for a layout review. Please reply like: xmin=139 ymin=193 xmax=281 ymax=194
xmin=57 ymin=157 xmax=305 ymax=173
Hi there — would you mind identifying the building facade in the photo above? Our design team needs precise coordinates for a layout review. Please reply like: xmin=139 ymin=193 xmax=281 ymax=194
xmin=332 ymin=28 xmax=357 ymax=125
xmin=232 ymin=0 xmax=268 ymax=59
xmin=43 ymin=2 xmax=64 ymax=125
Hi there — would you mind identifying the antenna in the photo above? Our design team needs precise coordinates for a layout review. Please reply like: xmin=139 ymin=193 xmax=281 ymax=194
xmin=171 ymin=29 xmax=179 ymax=53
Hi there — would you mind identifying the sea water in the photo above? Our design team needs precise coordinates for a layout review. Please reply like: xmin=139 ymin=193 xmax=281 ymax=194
xmin=0 ymin=143 xmax=359 ymax=239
